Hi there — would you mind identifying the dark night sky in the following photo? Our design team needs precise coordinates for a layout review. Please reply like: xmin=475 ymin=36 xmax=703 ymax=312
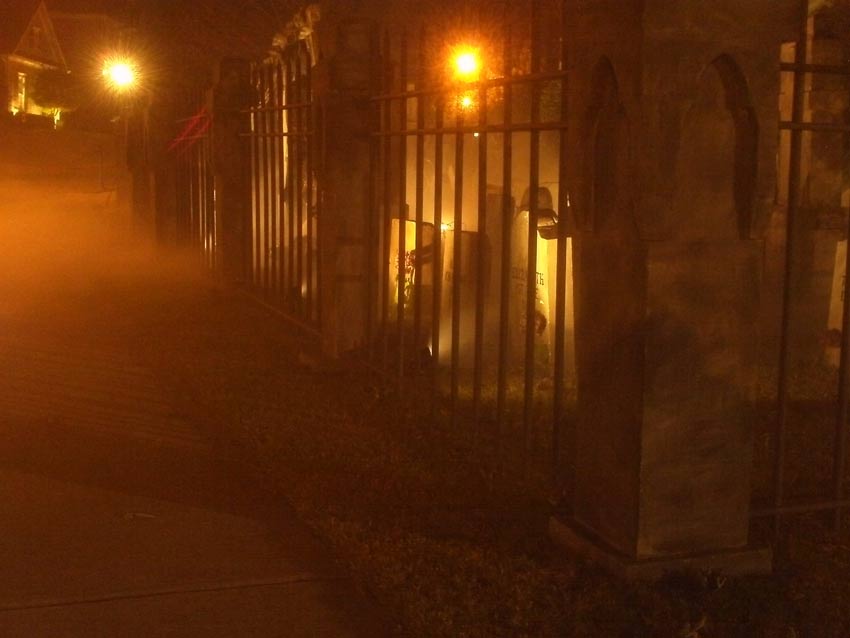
xmin=44 ymin=0 xmax=297 ymax=83
xmin=48 ymin=0 xmax=129 ymax=14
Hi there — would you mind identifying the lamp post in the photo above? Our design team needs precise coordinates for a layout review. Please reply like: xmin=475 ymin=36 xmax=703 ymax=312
xmin=101 ymin=56 xmax=150 ymax=232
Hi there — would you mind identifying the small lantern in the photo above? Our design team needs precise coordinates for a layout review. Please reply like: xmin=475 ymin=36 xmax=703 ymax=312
xmin=520 ymin=186 xmax=559 ymax=240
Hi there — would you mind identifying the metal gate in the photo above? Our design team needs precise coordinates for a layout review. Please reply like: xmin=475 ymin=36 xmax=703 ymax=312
xmin=368 ymin=1 xmax=574 ymax=484
xmin=244 ymin=40 xmax=321 ymax=329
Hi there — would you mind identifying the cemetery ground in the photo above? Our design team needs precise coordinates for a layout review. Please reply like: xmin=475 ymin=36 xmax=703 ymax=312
xmin=139 ymin=268 xmax=850 ymax=638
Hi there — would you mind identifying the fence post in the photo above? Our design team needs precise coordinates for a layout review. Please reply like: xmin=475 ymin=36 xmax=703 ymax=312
xmin=549 ymin=0 xmax=796 ymax=578
xmin=313 ymin=20 xmax=373 ymax=356
xmin=213 ymin=57 xmax=252 ymax=282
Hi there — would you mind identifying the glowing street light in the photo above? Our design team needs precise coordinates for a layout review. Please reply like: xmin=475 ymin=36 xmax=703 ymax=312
xmin=453 ymin=48 xmax=481 ymax=82
xmin=103 ymin=59 xmax=137 ymax=91
xmin=450 ymin=46 xmax=482 ymax=114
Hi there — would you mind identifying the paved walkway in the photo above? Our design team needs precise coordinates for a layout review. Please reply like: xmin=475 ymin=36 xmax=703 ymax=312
xmin=0 ymin=179 xmax=388 ymax=636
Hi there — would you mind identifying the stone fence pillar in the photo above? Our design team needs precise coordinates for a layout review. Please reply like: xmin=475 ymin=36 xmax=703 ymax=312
xmin=312 ymin=19 xmax=373 ymax=356
xmin=552 ymin=0 xmax=798 ymax=578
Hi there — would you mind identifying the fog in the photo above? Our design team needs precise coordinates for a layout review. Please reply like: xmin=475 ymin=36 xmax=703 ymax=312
xmin=0 ymin=128 xmax=202 ymax=330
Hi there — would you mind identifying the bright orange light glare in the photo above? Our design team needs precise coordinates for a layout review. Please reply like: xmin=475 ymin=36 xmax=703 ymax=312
xmin=103 ymin=60 xmax=136 ymax=90
xmin=454 ymin=49 xmax=480 ymax=79
xmin=460 ymin=95 xmax=474 ymax=110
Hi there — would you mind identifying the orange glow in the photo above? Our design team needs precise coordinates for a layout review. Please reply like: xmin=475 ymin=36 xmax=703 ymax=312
xmin=102 ymin=58 xmax=137 ymax=91
xmin=453 ymin=48 xmax=481 ymax=81
xmin=456 ymin=52 xmax=479 ymax=75
xmin=459 ymin=94 xmax=475 ymax=111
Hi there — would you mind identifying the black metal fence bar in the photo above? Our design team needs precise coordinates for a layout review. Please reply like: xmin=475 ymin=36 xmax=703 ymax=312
xmin=273 ymin=63 xmax=283 ymax=298
xmin=753 ymin=498 xmax=850 ymax=518
xmin=197 ymin=137 xmax=204 ymax=252
xmin=496 ymin=25 xmax=514 ymax=473
xmin=246 ymin=101 xmax=313 ymax=112
xmin=413 ymin=28 xmax=426 ymax=377
xmin=305 ymin=57 xmax=315 ymax=321
xmin=523 ymin=3 xmax=542 ymax=472
xmin=263 ymin=64 xmax=273 ymax=296
xmin=269 ymin=63 xmax=276 ymax=298
xmin=253 ymin=68 xmax=262 ymax=289
xmin=473 ymin=78 xmax=488 ymax=426
xmin=431 ymin=97 xmax=445 ymax=422
xmin=197 ymin=149 xmax=203 ymax=255
xmin=780 ymin=62 xmax=850 ymax=75
xmin=201 ymin=115 xmax=206 ymax=260
xmin=249 ymin=68 xmax=259 ymax=285
xmin=772 ymin=0 xmax=810 ymax=537
xmin=191 ymin=143 xmax=199 ymax=247
xmin=278 ymin=62 xmax=287 ymax=299
xmin=285 ymin=56 xmax=296 ymax=304
xmin=254 ymin=79 xmax=263 ymax=288
xmin=450 ymin=104 xmax=464 ymax=427
xmin=296 ymin=54 xmax=306 ymax=315
xmin=370 ymin=69 xmax=575 ymax=103
xmin=552 ymin=12 xmax=570 ymax=484
xmin=834 ymin=201 xmax=850 ymax=529
xmin=397 ymin=32 xmax=408 ymax=388
xmin=381 ymin=30 xmax=393 ymax=369
xmin=371 ymin=122 xmax=571 ymax=136
xmin=366 ymin=32 xmax=380 ymax=361
xmin=203 ymin=130 xmax=214 ymax=268
xmin=780 ymin=121 xmax=850 ymax=133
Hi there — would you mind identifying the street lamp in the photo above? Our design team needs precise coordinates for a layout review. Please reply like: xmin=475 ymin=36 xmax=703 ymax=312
xmin=452 ymin=48 xmax=481 ymax=82
xmin=458 ymin=92 xmax=475 ymax=111
xmin=449 ymin=46 xmax=482 ymax=114
xmin=102 ymin=58 xmax=138 ymax=92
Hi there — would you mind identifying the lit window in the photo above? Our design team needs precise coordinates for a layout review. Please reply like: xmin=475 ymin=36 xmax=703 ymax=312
xmin=16 ymin=73 xmax=27 ymax=112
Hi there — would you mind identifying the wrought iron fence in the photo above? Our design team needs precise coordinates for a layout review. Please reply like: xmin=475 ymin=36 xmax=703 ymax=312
xmin=160 ymin=0 xmax=850 ymax=541
xmin=753 ymin=0 xmax=850 ymax=537
xmin=173 ymin=95 xmax=216 ymax=269
xmin=243 ymin=41 xmax=321 ymax=329
xmin=367 ymin=2 xmax=575 ymax=485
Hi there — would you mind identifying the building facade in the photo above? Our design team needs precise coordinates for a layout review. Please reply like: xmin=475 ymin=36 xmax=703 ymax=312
xmin=0 ymin=0 xmax=67 ymax=120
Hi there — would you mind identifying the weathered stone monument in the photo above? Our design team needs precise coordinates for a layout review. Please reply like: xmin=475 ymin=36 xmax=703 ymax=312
xmin=550 ymin=0 xmax=798 ymax=576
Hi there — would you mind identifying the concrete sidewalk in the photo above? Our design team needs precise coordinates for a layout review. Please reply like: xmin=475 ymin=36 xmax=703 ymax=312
xmin=0 ymin=189 xmax=389 ymax=636
xmin=0 ymin=467 xmax=380 ymax=637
